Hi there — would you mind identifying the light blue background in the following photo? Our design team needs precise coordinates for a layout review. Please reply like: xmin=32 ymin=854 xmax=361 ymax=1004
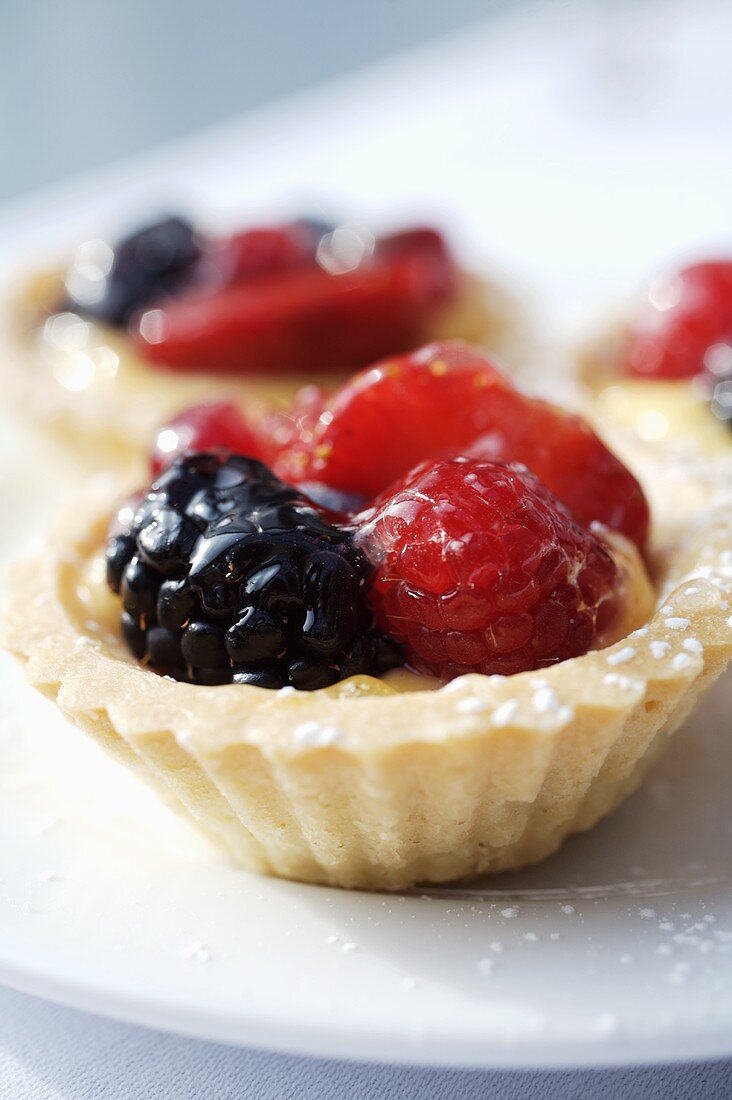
xmin=0 ymin=0 xmax=511 ymax=203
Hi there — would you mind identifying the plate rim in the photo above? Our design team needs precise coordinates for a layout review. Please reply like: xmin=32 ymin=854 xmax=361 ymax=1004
xmin=2 ymin=939 xmax=732 ymax=1070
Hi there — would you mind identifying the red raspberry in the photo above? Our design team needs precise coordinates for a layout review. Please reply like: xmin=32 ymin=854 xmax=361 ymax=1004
xmin=622 ymin=261 xmax=732 ymax=380
xmin=150 ymin=402 xmax=265 ymax=476
xmin=276 ymin=340 xmax=649 ymax=549
xmin=131 ymin=228 xmax=456 ymax=375
xmin=356 ymin=459 xmax=622 ymax=679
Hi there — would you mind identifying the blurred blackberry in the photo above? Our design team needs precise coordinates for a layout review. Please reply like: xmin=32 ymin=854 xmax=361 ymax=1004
xmin=64 ymin=214 xmax=200 ymax=327
xmin=106 ymin=453 xmax=401 ymax=689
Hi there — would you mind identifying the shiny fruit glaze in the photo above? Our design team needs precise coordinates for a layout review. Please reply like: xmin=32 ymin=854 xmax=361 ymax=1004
xmin=356 ymin=458 xmax=622 ymax=679
xmin=274 ymin=341 xmax=650 ymax=549
xmin=131 ymin=229 xmax=457 ymax=375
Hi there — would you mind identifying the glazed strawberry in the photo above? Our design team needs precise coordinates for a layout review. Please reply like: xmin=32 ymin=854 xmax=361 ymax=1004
xmin=466 ymin=402 xmax=650 ymax=550
xmin=355 ymin=459 xmax=622 ymax=679
xmin=267 ymin=384 xmax=327 ymax=458
xmin=150 ymin=402 xmax=265 ymax=476
xmin=274 ymin=341 xmax=507 ymax=491
xmin=131 ymin=228 xmax=456 ymax=375
xmin=622 ymin=261 xmax=732 ymax=380
xmin=276 ymin=341 xmax=649 ymax=549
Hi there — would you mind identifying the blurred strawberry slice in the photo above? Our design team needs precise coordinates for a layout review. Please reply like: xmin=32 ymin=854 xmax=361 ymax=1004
xmin=131 ymin=228 xmax=457 ymax=375
xmin=195 ymin=221 xmax=330 ymax=288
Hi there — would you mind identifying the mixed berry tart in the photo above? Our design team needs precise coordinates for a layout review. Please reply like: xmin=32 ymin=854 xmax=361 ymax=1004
xmin=3 ymin=341 xmax=731 ymax=890
xmin=580 ymin=258 xmax=732 ymax=457
xmin=3 ymin=212 xmax=521 ymax=465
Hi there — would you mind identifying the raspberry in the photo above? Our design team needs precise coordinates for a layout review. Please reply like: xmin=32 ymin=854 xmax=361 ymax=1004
xmin=150 ymin=402 xmax=266 ymax=477
xmin=131 ymin=228 xmax=456 ymax=375
xmin=355 ymin=459 xmax=622 ymax=679
xmin=107 ymin=454 xmax=401 ymax=689
xmin=622 ymin=261 xmax=732 ymax=380
xmin=276 ymin=341 xmax=649 ymax=548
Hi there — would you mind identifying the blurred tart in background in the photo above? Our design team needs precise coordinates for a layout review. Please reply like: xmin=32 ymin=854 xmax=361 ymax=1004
xmin=2 ymin=212 xmax=524 ymax=467
xmin=579 ymin=259 xmax=732 ymax=458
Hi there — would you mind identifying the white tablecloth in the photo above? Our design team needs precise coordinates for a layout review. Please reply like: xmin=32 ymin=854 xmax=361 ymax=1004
xmin=2 ymin=989 xmax=731 ymax=1100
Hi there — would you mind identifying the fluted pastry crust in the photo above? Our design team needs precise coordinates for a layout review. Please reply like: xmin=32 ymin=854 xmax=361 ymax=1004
xmin=2 ymin=442 xmax=730 ymax=890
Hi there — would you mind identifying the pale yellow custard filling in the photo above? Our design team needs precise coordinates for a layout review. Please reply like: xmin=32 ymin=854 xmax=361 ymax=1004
xmin=73 ymin=524 xmax=654 ymax=700
xmin=594 ymin=379 xmax=731 ymax=459
xmin=579 ymin=324 xmax=731 ymax=459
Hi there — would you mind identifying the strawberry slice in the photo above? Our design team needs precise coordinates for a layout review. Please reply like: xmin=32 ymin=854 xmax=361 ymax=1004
xmin=274 ymin=340 xmax=650 ymax=549
xmin=195 ymin=221 xmax=327 ymax=288
xmin=131 ymin=228 xmax=457 ymax=375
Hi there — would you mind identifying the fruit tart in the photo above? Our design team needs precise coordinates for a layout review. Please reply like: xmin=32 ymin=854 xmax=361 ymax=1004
xmin=3 ymin=212 xmax=520 ymax=466
xmin=3 ymin=341 xmax=731 ymax=890
xmin=580 ymin=258 xmax=732 ymax=457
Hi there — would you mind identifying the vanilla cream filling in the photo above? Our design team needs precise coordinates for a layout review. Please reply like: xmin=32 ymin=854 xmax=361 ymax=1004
xmin=74 ymin=523 xmax=654 ymax=700
xmin=594 ymin=379 xmax=731 ymax=458
xmin=578 ymin=322 xmax=731 ymax=458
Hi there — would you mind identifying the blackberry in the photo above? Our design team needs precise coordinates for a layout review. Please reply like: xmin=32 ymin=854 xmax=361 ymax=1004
xmin=64 ymin=214 xmax=200 ymax=327
xmin=107 ymin=454 xmax=402 ymax=689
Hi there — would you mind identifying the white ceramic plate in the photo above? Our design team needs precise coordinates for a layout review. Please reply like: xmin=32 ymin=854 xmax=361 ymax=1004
xmin=2 ymin=0 xmax=732 ymax=1069
xmin=1 ymin=409 xmax=732 ymax=1071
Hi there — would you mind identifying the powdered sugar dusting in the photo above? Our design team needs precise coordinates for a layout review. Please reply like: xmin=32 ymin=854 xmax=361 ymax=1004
xmin=456 ymin=696 xmax=488 ymax=715
xmin=179 ymin=940 xmax=212 ymax=963
xmin=607 ymin=646 xmax=635 ymax=666
xmin=532 ymin=687 xmax=559 ymax=714
xmin=293 ymin=721 xmax=343 ymax=747
xmin=604 ymin=673 xmax=644 ymax=692
xmin=671 ymin=653 xmax=695 ymax=672
xmin=492 ymin=700 xmax=519 ymax=727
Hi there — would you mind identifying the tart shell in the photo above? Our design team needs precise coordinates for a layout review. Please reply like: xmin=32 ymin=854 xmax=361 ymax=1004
xmin=2 ymin=447 xmax=731 ymax=891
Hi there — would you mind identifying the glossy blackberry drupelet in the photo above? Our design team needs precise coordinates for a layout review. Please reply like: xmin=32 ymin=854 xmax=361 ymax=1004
xmin=107 ymin=454 xmax=401 ymax=689
xmin=65 ymin=215 xmax=200 ymax=327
